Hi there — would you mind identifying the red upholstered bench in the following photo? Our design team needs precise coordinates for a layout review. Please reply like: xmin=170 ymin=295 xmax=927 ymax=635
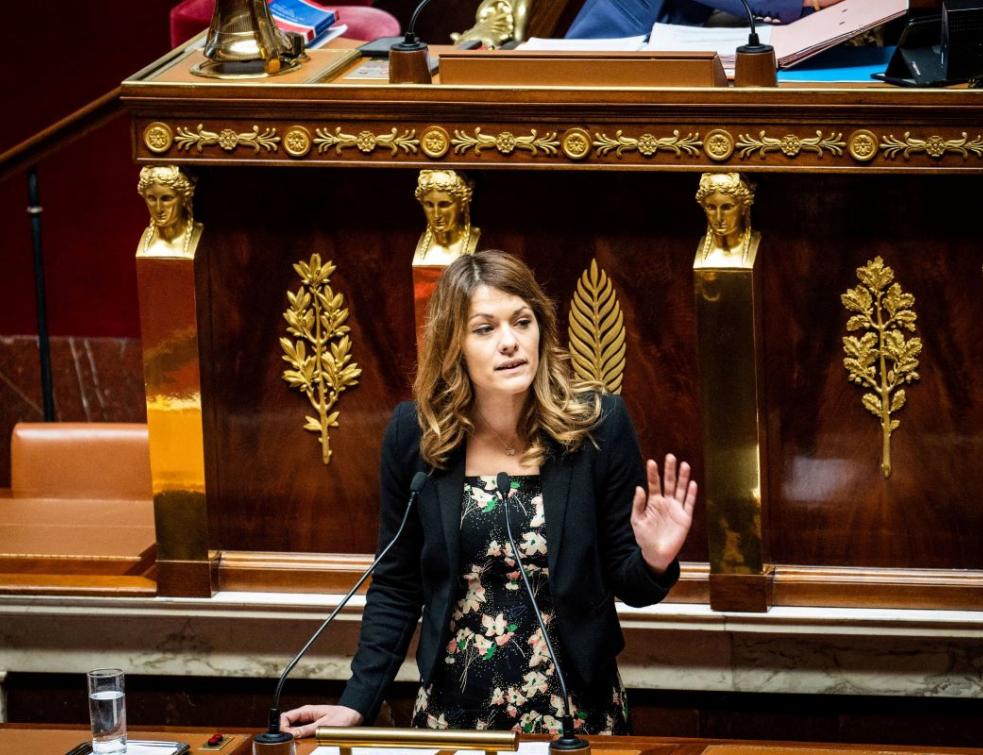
xmin=170 ymin=0 xmax=400 ymax=47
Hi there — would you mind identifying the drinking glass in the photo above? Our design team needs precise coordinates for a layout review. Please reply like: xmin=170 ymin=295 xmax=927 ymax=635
xmin=87 ymin=668 xmax=127 ymax=754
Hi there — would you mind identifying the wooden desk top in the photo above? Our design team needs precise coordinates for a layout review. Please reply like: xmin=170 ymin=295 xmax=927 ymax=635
xmin=5 ymin=725 xmax=981 ymax=755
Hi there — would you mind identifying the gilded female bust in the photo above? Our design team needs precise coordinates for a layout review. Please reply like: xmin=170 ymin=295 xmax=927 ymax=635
xmin=694 ymin=172 xmax=758 ymax=269
xmin=136 ymin=166 xmax=203 ymax=259
xmin=413 ymin=170 xmax=480 ymax=267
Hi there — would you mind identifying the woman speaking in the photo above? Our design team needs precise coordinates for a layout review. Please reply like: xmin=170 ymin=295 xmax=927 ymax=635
xmin=282 ymin=251 xmax=697 ymax=736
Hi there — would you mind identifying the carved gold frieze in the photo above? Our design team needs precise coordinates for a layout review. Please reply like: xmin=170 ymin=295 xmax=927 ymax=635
xmin=881 ymin=131 xmax=983 ymax=160
xmin=847 ymin=129 xmax=878 ymax=162
xmin=421 ymin=126 xmax=451 ymax=159
xmin=175 ymin=124 xmax=280 ymax=153
xmin=737 ymin=130 xmax=845 ymax=159
xmin=143 ymin=122 xmax=174 ymax=154
xmin=451 ymin=128 xmax=560 ymax=156
xmin=284 ymin=126 xmax=312 ymax=158
xmin=314 ymin=127 xmax=419 ymax=155
xmin=704 ymin=129 xmax=735 ymax=161
xmin=281 ymin=254 xmax=362 ymax=465
xmin=841 ymin=256 xmax=921 ymax=479
xmin=568 ymin=259 xmax=626 ymax=394
xmin=561 ymin=128 xmax=592 ymax=160
xmin=593 ymin=129 xmax=701 ymax=158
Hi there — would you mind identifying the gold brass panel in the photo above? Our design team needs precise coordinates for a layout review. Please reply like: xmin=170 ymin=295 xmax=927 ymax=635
xmin=281 ymin=254 xmax=362 ymax=465
xmin=736 ymin=130 xmax=845 ymax=159
xmin=567 ymin=259 xmax=626 ymax=394
xmin=841 ymin=256 xmax=921 ymax=478
xmin=693 ymin=173 xmax=765 ymax=576
xmin=316 ymin=727 xmax=518 ymax=751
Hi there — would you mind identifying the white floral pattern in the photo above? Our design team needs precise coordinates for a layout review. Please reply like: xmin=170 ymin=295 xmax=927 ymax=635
xmin=411 ymin=476 xmax=629 ymax=734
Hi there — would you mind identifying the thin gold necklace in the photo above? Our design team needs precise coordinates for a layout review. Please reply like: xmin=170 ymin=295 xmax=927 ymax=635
xmin=476 ymin=409 xmax=521 ymax=457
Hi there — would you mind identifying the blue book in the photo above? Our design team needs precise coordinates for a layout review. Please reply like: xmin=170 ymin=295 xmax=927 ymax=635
xmin=269 ymin=0 xmax=337 ymax=42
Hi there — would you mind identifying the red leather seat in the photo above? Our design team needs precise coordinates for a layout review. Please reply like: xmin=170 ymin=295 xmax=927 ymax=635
xmin=170 ymin=0 xmax=401 ymax=47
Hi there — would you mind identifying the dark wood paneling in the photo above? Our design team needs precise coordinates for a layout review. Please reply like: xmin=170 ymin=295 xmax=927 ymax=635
xmin=196 ymin=168 xmax=708 ymax=560
xmin=760 ymin=174 xmax=983 ymax=570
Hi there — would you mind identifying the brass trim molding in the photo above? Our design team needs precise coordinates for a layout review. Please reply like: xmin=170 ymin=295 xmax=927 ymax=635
xmin=841 ymin=256 xmax=921 ymax=479
xmin=593 ymin=129 xmax=702 ymax=158
xmin=281 ymin=254 xmax=362 ymax=465
xmin=567 ymin=259 xmax=627 ymax=394
xmin=314 ymin=126 xmax=419 ymax=155
xmin=175 ymin=124 xmax=280 ymax=153
xmin=138 ymin=121 xmax=983 ymax=167
xmin=451 ymin=127 xmax=559 ymax=156
xmin=736 ymin=130 xmax=845 ymax=159
xmin=881 ymin=131 xmax=983 ymax=160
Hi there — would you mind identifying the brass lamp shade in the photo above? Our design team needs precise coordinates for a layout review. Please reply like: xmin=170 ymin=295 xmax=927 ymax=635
xmin=193 ymin=0 xmax=306 ymax=78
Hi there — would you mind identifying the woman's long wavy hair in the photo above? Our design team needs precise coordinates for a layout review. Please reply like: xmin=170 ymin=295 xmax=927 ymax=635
xmin=414 ymin=250 xmax=602 ymax=469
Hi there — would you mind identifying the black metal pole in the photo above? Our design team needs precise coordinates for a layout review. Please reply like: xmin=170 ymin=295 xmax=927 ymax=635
xmin=27 ymin=167 xmax=55 ymax=421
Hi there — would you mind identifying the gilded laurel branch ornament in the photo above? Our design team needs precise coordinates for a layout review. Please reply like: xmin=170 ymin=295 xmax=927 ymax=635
xmin=593 ymin=129 xmax=702 ymax=158
xmin=281 ymin=254 xmax=362 ymax=465
xmin=841 ymin=256 xmax=921 ymax=479
xmin=568 ymin=259 xmax=627 ymax=394
xmin=881 ymin=131 xmax=983 ymax=160
xmin=736 ymin=130 xmax=845 ymax=159
xmin=314 ymin=127 xmax=419 ymax=156
xmin=175 ymin=124 xmax=280 ymax=153
xmin=451 ymin=128 xmax=560 ymax=156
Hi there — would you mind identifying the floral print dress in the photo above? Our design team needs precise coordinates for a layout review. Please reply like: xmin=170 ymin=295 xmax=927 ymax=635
xmin=410 ymin=475 xmax=630 ymax=735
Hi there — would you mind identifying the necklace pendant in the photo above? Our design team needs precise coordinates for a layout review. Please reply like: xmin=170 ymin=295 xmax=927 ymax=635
xmin=505 ymin=447 xmax=516 ymax=456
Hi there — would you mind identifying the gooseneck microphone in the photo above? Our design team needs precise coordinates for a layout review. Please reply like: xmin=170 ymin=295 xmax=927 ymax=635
xmin=388 ymin=0 xmax=436 ymax=83
xmin=254 ymin=471 xmax=429 ymax=752
xmin=495 ymin=473 xmax=590 ymax=753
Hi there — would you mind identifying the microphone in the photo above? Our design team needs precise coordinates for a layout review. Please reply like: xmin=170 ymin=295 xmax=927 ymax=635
xmin=495 ymin=473 xmax=590 ymax=754
xmin=733 ymin=0 xmax=778 ymax=87
xmin=388 ymin=0 xmax=436 ymax=83
xmin=254 ymin=471 xmax=429 ymax=753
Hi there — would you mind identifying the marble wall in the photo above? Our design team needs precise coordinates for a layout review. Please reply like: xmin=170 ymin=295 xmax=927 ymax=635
xmin=0 ymin=336 xmax=146 ymax=487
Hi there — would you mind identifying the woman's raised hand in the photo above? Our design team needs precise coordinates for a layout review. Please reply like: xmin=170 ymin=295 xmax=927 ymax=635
xmin=280 ymin=704 xmax=364 ymax=739
xmin=630 ymin=455 xmax=698 ymax=574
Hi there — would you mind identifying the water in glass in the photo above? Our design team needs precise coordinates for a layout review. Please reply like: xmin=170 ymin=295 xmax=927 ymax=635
xmin=88 ymin=688 xmax=127 ymax=753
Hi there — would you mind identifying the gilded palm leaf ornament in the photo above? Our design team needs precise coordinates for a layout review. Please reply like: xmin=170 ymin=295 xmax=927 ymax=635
xmin=568 ymin=259 xmax=627 ymax=394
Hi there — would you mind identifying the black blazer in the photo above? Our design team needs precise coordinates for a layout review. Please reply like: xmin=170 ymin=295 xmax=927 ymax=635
xmin=337 ymin=394 xmax=679 ymax=722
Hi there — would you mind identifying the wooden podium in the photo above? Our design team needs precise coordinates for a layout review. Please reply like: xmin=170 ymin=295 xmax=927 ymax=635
xmin=120 ymin=43 xmax=983 ymax=613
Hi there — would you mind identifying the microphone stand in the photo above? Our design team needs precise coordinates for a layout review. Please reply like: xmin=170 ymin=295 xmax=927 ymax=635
xmin=389 ymin=0 xmax=435 ymax=84
xmin=733 ymin=0 xmax=777 ymax=87
xmin=496 ymin=473 xmax=590 ymax=754
xmin=253 ymin=471 xmax=429 ymax=753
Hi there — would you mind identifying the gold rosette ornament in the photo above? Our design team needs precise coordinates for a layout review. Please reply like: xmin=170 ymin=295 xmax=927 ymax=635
xmin=281 ymin=254 xmax=361 ymax=464
xmin=841 ymin=256 xmax=921 ymax=478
